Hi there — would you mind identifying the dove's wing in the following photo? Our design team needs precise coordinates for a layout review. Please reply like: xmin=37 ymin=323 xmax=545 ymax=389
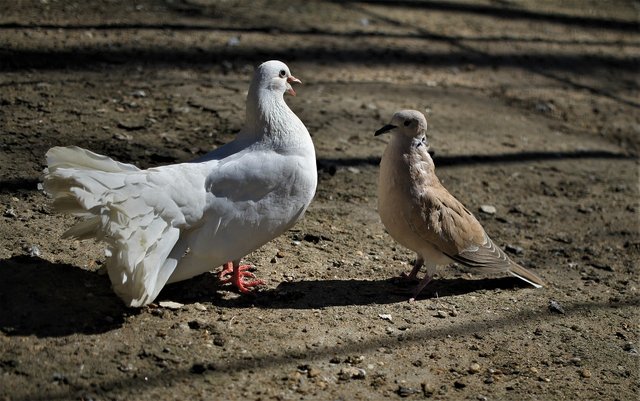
xmin=404 ymin=185 xmax=481 ymax=254
xmin=405 ymin=183 xmax=512 ymax=273
xmin=406 ymin=182 xmax=544 ymax=287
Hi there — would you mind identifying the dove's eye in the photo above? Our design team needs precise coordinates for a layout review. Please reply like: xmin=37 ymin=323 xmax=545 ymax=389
xmin=404 ymin=120 xmax=411 ymax=127
xmin=279 ymin=69 xmax=286 ymax=78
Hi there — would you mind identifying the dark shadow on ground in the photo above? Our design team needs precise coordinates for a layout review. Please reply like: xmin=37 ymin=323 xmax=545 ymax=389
xmin=4 ymin=149 xmax=633 ymax=193
xmin=159 ymin=271 xmax=533 ymax=309
xmin=0 ymin=255 xmax=534 ymax=334
xmin=0 ymin=178 xmax=41 ymax=193
xmin=1 ymin=47 xmax=636 ymax=73
xmin=0 ymin=255 xmax=132 ymax=337
xmin=11 ymin=295 xmax=638 ymax=401
xmin=336 ymin=0 xmax=639 ymax=32
xmin=317 ymin=149 xmax=636 ymax=172
xmin=1 ymin=23 xmax=637 ymax=47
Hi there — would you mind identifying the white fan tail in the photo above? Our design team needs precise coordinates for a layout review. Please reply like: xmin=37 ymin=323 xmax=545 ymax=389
xmin=43 ymin=146 xmax=183 ymax=307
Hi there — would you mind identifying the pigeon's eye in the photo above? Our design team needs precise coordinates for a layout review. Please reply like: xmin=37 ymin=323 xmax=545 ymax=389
xmin=279 ymin=69 xmax=287 ymax=78
xmin=403 ymin=120 xmax=411 ymax=127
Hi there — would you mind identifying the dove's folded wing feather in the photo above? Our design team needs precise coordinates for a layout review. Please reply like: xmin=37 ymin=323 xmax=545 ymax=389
xmin=406 ymin=184 xmax=513 ymax=273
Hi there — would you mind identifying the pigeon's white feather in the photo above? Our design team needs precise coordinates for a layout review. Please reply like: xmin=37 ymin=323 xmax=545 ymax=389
xmin=43 ymin=60 xmax=317 ymax=306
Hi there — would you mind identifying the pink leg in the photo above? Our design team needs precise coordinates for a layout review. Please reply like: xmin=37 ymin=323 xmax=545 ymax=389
xmin=218 ymin=261 xmax=265 ymax=294
xmin=409 ymin=273 xmax=433 ymax=302
xmin=401 ymin=256 xmax=424 ymax=281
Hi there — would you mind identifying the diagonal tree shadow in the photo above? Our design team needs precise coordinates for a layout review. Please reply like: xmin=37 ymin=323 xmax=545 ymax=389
xmin=11 ymin=295 xmax=639 ymax=401
xmin=335 ymin=0 xmax=639 ymax=32
xmin=5 ymin=149 xmax=635 ymax=194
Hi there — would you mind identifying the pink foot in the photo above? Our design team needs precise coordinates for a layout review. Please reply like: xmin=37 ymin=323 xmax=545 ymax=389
xmin=218 ymin=261 xmax=265 ymax=294
xmin=400 ymin=271 xmax=420 ymax=282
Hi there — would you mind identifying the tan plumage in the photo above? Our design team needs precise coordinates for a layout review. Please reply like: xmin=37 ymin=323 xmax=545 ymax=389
xmin=375 ymin=110 xmax=544 ymax=300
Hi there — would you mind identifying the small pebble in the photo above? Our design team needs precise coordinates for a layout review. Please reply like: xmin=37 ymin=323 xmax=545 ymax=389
xmin=192 ymin=302 xmax=207 ymax=312
xmin=338 ymin=366 xmax=366 ymax=380
xmin=505 ymin=244 xmax=524 ymax=255
xmin=548 ymin=300 xmax=565 ymax=314
xmin=580 ymin=369 xmax=592 ymax=378
xmin=24 ymin=244 xmax=41 ymax=257
xmin=436 ymin=310 xmax=447 ymax=318
xmin=397 ymin=386 xmax=418 ymax=397
xmin=378 ymin=313 xmax=393 ymax=322
xmin=3 ymin=208 xmax=17 ymax=218
xmin=468 ymin=363 xmax=481 ymax=374
xmin=479 ymin=205 xmax=497 ymax=215
xmin=131 ymin=89 xmax=147 ymax=98
xmin=421 ymin=382 xmax=436 ymax=395
xmin=159 ymin=301 xmax=184 ymax=310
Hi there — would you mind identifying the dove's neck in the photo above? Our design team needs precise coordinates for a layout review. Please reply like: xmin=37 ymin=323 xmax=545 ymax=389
xmin=385 ymin=134 xmax=438 ymax=183
xmin=240 ymin=87 xmax=308 ymax=150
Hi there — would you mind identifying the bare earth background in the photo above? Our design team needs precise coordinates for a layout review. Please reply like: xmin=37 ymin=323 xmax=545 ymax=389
xmin=0 ymin=1 xmax=639 ymax=400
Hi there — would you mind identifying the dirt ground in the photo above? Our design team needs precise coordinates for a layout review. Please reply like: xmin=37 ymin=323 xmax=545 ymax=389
xmin=1 ymin=1 xmax=639 ymax=400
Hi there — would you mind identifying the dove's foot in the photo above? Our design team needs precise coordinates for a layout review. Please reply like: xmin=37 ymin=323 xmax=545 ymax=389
xmin=400 ymin=271 xmax=420 ymax=282
xmin=218 ymin=261 xmax=265 ymax=294
xmin=401 ymin=255 xmax=424 ymax=282
xmin=409 ymin=274 xmax=433 ymax=302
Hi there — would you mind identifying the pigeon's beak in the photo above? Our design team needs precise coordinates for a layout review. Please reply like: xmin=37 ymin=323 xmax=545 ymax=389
xmin=375 ymin=124 xmax=397 ymax=136
xmin=286 ymin=76 xmax=302 ymax=96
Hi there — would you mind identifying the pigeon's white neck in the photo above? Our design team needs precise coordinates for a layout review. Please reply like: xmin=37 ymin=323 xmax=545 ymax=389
xmin=240 ymin=85 xmax=300 ymax=147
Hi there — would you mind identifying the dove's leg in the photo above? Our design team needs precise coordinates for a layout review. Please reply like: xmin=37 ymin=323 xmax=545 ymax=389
xmin=218 ymin=260 xmax=265 ymax=294
xmin=409 ymin=261 xmax=437 ymax=302
xmin=401 ymin=255 xmax=424 ymax=281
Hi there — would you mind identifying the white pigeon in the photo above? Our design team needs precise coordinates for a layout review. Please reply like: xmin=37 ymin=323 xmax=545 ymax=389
xmin=375 ymin=110 xmax=544 ymax=300
xmin=43 ymin=60 xmax=317 ymax=307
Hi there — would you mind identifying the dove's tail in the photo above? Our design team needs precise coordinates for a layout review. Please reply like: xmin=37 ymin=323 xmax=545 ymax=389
xmin=42 ymin=146 xmax=183 ymax=307
xmin=508 ymin=262 xmax=545 ymax=288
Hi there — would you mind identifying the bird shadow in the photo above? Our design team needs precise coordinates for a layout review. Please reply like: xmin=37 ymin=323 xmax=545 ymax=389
xmin=0 ymin=254 xmax=534 ymax=337
xmin=0 ymin=255 xmax=134 ymax=337
xmin=162 ymin=272 xmax=532 ymax=309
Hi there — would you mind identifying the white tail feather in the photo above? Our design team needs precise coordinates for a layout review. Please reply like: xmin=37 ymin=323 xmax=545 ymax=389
xmin=43 ymin=146 xmax=183 ymax=307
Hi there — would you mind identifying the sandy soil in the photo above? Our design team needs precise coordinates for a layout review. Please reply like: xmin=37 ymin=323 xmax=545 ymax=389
xmin=0 ymin=1 xmax=638 ymax=400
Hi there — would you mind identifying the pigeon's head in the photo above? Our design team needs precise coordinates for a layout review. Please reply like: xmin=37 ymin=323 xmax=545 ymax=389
xmin=253 ymin=60 xmax=302 ymax=96
xmin=375 ymin=110 xmax=428 ymax=140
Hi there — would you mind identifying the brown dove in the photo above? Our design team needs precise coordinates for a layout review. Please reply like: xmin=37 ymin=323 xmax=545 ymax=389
xmin=375 ymin=110 xmax=544 ymax=300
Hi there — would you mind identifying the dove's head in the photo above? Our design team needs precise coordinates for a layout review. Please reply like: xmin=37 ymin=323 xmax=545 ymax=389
xmin=251 ymin=60 xmax=302 ymax=97
xmin=375 ymin=110 xmax=428 ymax=140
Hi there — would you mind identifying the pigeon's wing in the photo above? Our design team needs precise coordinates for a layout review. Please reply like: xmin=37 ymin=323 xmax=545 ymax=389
xmin=165 ymin=147 xmax=315 ymax=284
xmin=203 ymin=147 xmax=311 ymax=233
xmin=44 ymin=146 xmax=209 ymax=306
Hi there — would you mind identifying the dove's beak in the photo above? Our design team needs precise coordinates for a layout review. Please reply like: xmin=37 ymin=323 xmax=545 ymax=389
xmin=286 ymin=76 xmax=302 ymax=96
xmin=375 ymin=124 xmax=397 ymax=136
